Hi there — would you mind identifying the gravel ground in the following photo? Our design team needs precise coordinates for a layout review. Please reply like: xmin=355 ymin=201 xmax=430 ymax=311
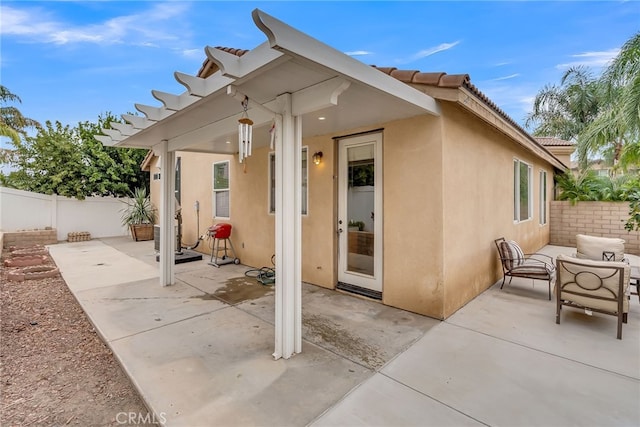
xmin=0 ymin=247 xmax=155 ymax=426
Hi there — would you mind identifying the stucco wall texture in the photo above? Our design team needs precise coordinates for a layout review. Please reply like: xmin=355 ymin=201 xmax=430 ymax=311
xmin=147 ymin=105 xmax=557 ymax=320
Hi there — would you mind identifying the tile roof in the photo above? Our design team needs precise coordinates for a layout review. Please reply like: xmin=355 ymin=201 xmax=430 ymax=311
xmin=369 ymin=65 xmax=536 ymax=146
xmin=197 ymin=48 xmax=525 ymax=139
xmin=534 ymin=137 xmax=575 ymax=147
xmin=195 ymin=47 xmax=563 ymax=169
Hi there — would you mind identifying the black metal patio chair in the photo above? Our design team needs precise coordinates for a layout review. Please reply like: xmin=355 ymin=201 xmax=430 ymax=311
xmin=494 ymin=237 xmax=556 ymax=300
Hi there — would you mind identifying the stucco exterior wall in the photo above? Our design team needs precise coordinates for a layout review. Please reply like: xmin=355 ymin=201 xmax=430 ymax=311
xmin=147 ymin=152 xmax=233 ymax=253
xmin=440 ymin=103 xmax=554 ymax=318
xmin=147 ymin=105 xmax=558 ymax=321
xmin=227 ymin=137 xmax=337 ymax=287
xmin=177 ymin=152 xmax=232 ymax=252
xmin=381 ymin=115 xmax=445 ymax=317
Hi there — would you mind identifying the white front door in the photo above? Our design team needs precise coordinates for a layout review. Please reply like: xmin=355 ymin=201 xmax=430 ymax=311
xmin=338 ymin=133 xmax=383 ymax=297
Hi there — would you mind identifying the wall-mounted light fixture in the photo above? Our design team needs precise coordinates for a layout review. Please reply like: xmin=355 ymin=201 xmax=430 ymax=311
xmin=312 ymin=151 xmax=323 ymax=165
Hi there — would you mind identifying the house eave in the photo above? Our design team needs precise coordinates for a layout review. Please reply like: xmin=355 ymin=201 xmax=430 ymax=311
xmin=413 ymin=83 xmax=568 ymax=171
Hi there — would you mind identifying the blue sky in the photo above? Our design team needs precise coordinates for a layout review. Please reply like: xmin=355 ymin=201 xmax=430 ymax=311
xmin=1 ymin=0 xmax=639 ymax=149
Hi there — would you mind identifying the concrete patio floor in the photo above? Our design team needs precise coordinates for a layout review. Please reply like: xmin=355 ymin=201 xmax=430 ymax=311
xmin=48 ymin=237 xmax=640 ymax=426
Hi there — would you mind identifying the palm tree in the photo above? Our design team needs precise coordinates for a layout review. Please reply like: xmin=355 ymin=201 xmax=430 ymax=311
xmin=603 ymin=32 xmax=640 ymax=132
xmin=0 ymin=85 xmax=41 ymax=144
xmin=590 ymin=32 xmax=640 ymax=170
xmin=527 ymin=33 xmax=640 ymax=172
xmin=525 ymin=66 xmax=602 ymax=142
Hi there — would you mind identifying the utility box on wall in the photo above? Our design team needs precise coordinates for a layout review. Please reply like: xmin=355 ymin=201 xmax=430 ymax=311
xmin=154 ymin=225 xmax=179 ymax=252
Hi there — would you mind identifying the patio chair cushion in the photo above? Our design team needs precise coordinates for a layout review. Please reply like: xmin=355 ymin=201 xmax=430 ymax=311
xmin=576 ymin=234 xmax=626 ymax=262
xmin=555 ymin=254 xmax=629 ymax=314
xmin=511 ymin=258 xmax=555 ymax=276
xmin=499 ymin=240 xmax=524 ymax=270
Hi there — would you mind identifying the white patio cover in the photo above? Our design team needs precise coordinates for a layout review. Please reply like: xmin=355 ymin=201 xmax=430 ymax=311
xmin=97 ymin=9 xmax=440 ymax=359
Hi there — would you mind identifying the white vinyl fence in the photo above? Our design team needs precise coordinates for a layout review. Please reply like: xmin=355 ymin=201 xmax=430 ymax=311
xmin=0 ymin=187 xmax=129 ymax=240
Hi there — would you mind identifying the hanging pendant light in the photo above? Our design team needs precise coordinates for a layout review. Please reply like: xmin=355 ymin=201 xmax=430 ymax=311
xmin=238 ymin=96 xmax=253 ymax=163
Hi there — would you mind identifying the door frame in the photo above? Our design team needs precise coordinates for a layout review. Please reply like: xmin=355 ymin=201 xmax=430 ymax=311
xmin=337 ymin=132 xmax=383 ymax=295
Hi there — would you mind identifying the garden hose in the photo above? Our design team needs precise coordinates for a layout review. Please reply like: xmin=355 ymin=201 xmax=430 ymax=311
xmin=244 ymin=254 xmax=276 ymax=286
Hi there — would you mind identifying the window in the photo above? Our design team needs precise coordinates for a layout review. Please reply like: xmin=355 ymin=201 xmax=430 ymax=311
xmin=213 ymin=161 xmax=230 ymax=218
xmin=539 ymin=170 xmax=547 ymax=225
xmin=269 ymin=147 xmax=308 ymax=215
xmin=513 ymin=159 xmax=532 ymax=222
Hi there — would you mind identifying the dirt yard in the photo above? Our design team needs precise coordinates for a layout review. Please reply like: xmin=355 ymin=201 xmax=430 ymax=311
xmin=0 ymin=247 xmax=155 ymax=426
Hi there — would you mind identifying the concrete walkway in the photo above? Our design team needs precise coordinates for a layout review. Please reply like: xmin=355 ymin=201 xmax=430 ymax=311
xmin=48 ymin=238 xmax=640 ymax=426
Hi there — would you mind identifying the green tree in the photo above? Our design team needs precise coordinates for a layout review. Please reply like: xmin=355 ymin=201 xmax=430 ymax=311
xmin=5 ymin=121 xmax=87 ymax=196
xmin=2 ymin=113 xmax=149 ymax=199
xmin=77 ymin=113 xmax=149 ymax=197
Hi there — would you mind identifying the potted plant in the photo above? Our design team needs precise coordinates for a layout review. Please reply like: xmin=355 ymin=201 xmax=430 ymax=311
xmin=121 ymin=187 xmax=157 ymax=241
xmin=348 ymin=220 xmax=365 ymax=232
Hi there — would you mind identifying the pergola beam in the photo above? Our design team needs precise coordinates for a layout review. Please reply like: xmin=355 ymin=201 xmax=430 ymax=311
xmin=152 ymin=90 xmax=199 ymax=111
xmin=252 ymin=8 xmax=440 ymax=116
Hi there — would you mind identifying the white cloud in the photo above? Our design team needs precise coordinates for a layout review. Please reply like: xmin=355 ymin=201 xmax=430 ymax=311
xmin=396 ymin=41 xmax=460 ymax=64
xmin=556 ymin=49 xmax=620 ymax=69
xmin=478 ymin=82 xmax=539 ymax=126
xmin=181 ymin=48 xmax=203 ymax=59
xmin=491 ymin=73 xmax=520 ymax=81
xmin=0 ymin=3 xmax=190 ymax=47
xmin=345 ymin=50 xmax=373 ymax=56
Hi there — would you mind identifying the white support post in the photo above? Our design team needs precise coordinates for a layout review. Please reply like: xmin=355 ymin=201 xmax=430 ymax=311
xmin=273 ymin=93 xmax=302 ymax=360
xmin=157 ymin=140 xmax=176 ymax=286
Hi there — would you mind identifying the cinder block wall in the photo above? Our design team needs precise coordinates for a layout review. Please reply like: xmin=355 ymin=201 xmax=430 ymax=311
xmin=2 ymin=229 xmax=58 ymax=249
xmin=550 ymin=201 xmax=640 ymax=255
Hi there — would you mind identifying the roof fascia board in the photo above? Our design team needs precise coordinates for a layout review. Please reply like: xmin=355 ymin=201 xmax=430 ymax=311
xmin=455 ymin=87 xmax=566 ymax=170
xmin=252 ymin=8 xmax=441 ymax=117
xmin=409 ymin=84 xmax=459 ymax=102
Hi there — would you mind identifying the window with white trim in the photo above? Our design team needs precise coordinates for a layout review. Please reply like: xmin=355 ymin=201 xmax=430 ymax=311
xmin=269 ymin=147 xmax=308 ymax=215
xmin=539 ymin=170 xmax=547 ymax=225
xmin=513 ymin=159 xmax=532 ymax=222
xmin=213 ymin=161 xmax=230 ymax=218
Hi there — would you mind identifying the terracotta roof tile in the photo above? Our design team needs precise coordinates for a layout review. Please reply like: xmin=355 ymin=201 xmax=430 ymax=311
xmin=373 ymin=67 xmax=397 ymax=76
xmin=390 ymin=69 xmax=420 ymax=82
xmin=412 ymin=72 xmax=446 ymax=85
xmin=535 ymin=137 xmax=575 ymax=146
